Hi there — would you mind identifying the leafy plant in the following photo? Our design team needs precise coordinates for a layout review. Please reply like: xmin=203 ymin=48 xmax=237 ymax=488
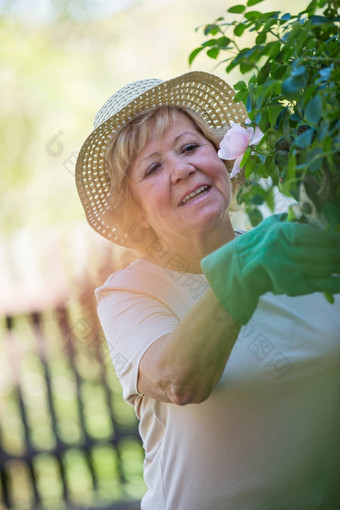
xmin=189 ymin=0 xmax=340 ymax=230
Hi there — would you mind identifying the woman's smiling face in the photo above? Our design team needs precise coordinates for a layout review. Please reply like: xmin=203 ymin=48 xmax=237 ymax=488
xmin=128 ymin=112 xmax=233 ymax=249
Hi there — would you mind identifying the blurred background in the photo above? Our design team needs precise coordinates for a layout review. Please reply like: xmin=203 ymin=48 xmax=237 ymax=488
xmin=0 ymin=0 xmax=304 ymax=508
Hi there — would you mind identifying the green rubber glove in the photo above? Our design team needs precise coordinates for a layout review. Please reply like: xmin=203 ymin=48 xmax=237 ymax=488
xmin=201 ymin=214 xmax=340 ymax=325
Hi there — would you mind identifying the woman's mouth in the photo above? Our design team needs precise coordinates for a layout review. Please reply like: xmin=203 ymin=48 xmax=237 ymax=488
xmin=179 ymin=185 xmax=211 ymax=206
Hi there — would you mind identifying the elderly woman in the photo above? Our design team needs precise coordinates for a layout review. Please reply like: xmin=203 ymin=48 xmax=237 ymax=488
xmin=76 ymin=72 xmax=340 ymax=509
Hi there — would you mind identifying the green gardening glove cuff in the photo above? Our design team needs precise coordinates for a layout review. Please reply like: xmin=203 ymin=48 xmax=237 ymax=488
xmin=201 ymin=235 xmax=261 ymax=326
xmin=201 ymin=213 xmax=340 ymax=325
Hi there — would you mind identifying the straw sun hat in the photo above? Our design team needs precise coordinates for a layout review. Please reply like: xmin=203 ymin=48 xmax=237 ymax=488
xmin=75 ymin=71 xmax=248 ymax=247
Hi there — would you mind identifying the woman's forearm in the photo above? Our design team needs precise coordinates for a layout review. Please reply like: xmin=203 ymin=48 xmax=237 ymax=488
xmin=137 ymin=288 xmax=241 ymax=405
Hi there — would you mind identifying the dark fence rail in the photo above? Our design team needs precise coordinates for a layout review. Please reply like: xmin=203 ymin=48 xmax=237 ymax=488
xmin=0 ymin=290 xmax=145 ymax=509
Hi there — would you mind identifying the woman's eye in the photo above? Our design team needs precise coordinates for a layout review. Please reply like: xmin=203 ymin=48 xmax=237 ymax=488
xmin=182 ymin=143 xmax=198 ymax=153
xmin=145 ymin=163 xmax=161 ymax=177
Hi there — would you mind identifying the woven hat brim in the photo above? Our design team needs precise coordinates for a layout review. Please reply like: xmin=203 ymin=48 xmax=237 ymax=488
xmin=76 ymin=71 xmax=248 ymax=247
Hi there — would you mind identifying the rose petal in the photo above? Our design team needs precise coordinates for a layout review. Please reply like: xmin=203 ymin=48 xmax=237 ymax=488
xmin=251 ymin=125 xmax=265 ymax=145
xmin=219 ymin=123 xmax=251 ymax=160
xmin=246 ymin=126 xmax=255 ymax=141
xmin=230 ymin=156 xmax=243 ymax=178
xmin=218 ymin=145 xmax=233 ymax=160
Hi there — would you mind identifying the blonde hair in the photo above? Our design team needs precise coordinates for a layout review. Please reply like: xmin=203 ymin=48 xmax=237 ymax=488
xmin=105 ymin=105 xmax=242 ymax=250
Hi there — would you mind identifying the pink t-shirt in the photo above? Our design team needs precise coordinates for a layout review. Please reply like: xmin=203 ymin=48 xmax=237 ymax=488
xmin=96 ymin=258 xmax=340 ymax=509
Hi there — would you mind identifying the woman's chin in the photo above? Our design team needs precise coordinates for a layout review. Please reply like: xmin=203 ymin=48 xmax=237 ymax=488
xmin=184 ymin=209 xmax=231 ymax=239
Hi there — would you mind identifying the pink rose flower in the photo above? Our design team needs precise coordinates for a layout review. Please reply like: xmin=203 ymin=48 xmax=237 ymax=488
xmin=218 ymin=120 xmax=264 ymax=178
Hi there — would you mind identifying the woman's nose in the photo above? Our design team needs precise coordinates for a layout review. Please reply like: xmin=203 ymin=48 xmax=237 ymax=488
xmin=169 ymin=156 xmax=196 ymax=184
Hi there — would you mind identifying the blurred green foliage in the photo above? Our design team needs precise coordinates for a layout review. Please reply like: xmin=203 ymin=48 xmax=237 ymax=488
xmin=190 ymin=0 xmax=340 ymax=228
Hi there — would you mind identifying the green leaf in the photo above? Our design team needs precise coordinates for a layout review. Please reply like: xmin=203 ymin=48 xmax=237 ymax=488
xmin=241 ymin=147 xmax=252 ymax=167
xmin=207 ymin=47 xmax=219 ymax=59
xmin=202 ymin=39 xmax=221 ymax=47
xmin=279 ymin=176 xmax=298 ymax=197
xmin=247 ymin=0 xmax=264 ymax=6
xmin=266 ymin=187 xmax=275 ymax=211
xmin=267 ymin=41 xmax=281 ymax=58
xmin=287 ymin=153 xmax=297 ymax=180
xmin=301 ymin=83 xmax=319 ymax=107
xmin=240 ymin=60 xmax=255 ymax=73
xmin=283 ymin=119 xmax=291 ymax=141
xmin=259 ymin=110 xmax=269 ymax=133
xmin=228 ymin=5 xmax=246 ymax=13
xmin=306 ymin=147 xmax=323 ymax=172
xmin=305 ymin=0 xmax=318 ymax=14
xmin=256 ymin=32 xmax=266 ymax=44
xmin=267 ymin=105 xmax=283 ymax=129
xmin=249 ymin=74 xmax=257 ymax=85
xmin=234 ymin=23 xmax=245 ymax=36
xmin=188 ymin=46 xmax=204 ymax=65
xmin=309 ymin=15 xmax=327 ymax=24
xmin=317 ymin=120 xmax=329 ymax=141
xmin=234 ymin=80 xmax=247 ymax=90
xmin=226 ymin=60 xmax=238 ymax=73
xmin=247 ymin=207 xmax=263 ymax=227
xmin=281 ymin=76 xmax=306 ymax=100
xmin=257 ymin=62 xmax=270 ymax=85
xmin=244 ymin=156 xmax=257 ymax=178
xmin=265 ymin=156 xmax=278 ymax=182
xmin=333 ymin=68 xmax=340 ymax=83
xmin=271 ymin=64 xmax=287 ymax=79
xmin=202 ymin=36 xmax=231 ymax=49
xmin=234 ymin=89 xmax=249 ymax=103
xmin=291 ymin=65 xmax=307 ymax=77
xmin=204 ymin=24 xmax=220 ymax=36
xmin=275 ymin=106 xmax=289 ymax=130
xmin=216 ymin=36 xmax=231 ymax=48
xmin=274 ymin=149 xmax=289 ymax=171
xmin=318 ymin=67 xmax=331 ymax=81
xmin=290 ymin=112 xmax=301 ymax=122
xmin=250 ymin=194 xmax=265 ymax=205
xmin=263 ymin=17 xmax=278 ymax=32
xmin=254 ymin=82 xmax=271 ymax=109
xmin=295 ymin=129 xmax=314 ymax=149
xmin=304 ymin=95 xmax=322 ymax=125
xmin=244 ymin=11 xmax=262 ymax=20
xmin=235 ymin=47 xmax=257 ymax=61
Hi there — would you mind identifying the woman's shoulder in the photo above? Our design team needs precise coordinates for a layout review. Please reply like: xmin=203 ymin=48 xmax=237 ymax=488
xmin=95 ymin=258 xmax=182 ymax=301
xmin=99 ymin=258 xmax=165 ymax=285
xmin=96 ymin=259 xmax=149 ymax=293
xmin=95 ymin=257 xmax=208 ymax=315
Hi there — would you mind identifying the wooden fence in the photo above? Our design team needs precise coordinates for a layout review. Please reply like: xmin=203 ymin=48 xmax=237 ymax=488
xmin=0 ymin=226 xmax=145 ymax=509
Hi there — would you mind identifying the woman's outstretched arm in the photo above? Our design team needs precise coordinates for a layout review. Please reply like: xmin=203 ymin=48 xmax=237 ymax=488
xmin=137 ymin=288 xmax=241 ymax=405
xmin=138 ymin=215 xmax=340 ymax=405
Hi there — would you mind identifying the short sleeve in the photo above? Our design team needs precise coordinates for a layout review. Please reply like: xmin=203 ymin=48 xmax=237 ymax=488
xmin=96 ymin=286 xmax=179 ymax=405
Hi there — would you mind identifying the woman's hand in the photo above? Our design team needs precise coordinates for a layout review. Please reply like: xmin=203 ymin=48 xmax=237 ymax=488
xmin=201 ymin=214 xmax=340 ymax=325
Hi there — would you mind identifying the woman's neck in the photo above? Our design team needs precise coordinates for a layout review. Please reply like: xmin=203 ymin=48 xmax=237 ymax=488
xmin=143 ymin=218 xmax=235 ymax=274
